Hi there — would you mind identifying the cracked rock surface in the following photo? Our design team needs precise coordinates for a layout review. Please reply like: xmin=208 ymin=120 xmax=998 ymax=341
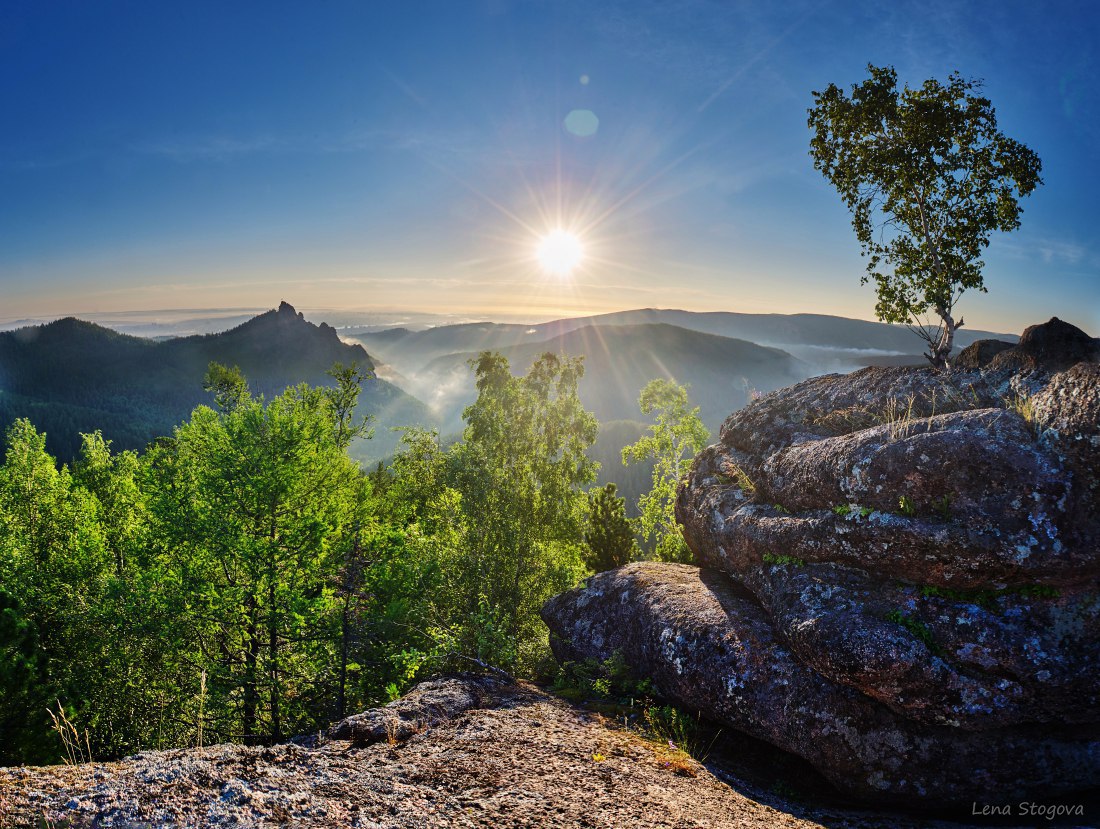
xmin=544 ymin=318 xmax=1100 ymax=805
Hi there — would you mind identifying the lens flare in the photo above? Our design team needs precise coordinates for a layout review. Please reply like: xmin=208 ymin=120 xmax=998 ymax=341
xmin=536 ymin=229 xmax=584 ymax=276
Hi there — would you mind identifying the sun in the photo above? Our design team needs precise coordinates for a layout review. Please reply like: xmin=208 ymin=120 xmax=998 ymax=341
xmin=536 ymin=229 xmax=584 ymax=276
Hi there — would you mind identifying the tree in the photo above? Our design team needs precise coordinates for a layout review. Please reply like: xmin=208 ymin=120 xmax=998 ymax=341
xmin=0 ymin=419 xmax=111 ymax=762
xmin=584 ymin=483 xmax=637 ymax=572
xmin=808 ymin=64 xmax=1042 ymax=368
xmin=623 ymin=380 xmax=709 ymax=562
xmin=146 ymin=366 xmax=374 ymax=743
xmin=446 ymin=352 xmax=598 ymax=671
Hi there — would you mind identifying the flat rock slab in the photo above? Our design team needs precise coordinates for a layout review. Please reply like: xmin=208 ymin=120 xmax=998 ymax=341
xmin=0 ymin=676 xmax=995 ymax=829
xmin=541 ymin=563 xmax=1100 ymax=805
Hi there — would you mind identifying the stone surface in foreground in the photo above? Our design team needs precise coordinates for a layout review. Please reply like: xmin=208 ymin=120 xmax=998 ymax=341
xmin=542 ymin=563 xmax=1100 ymax=805
xmin=0 ymin=676 xmax=993 ymax=829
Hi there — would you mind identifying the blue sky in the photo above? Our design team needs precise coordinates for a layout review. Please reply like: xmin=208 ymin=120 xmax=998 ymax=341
xmin=1 ymin=0 xmax=1097 ymax=334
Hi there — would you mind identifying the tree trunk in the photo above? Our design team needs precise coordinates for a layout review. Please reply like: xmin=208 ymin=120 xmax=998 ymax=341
xmin=338 ymin=597 xmax=349 ymax=720
xmin=928 ymin=307 xmax=959 ymax=370
xmin=268 ymin=571 xmax=281 ymax=743
xmin=243 ymin=594 xmax=259 ymax=744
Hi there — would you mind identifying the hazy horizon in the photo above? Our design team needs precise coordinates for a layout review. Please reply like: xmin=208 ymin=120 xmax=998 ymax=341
xmin=0 ymin=301 xmax=1034 ymax=339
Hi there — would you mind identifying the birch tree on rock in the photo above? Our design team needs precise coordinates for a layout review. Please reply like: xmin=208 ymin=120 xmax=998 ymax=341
xmin=808 ymin=64 xmax=1042 ymax=369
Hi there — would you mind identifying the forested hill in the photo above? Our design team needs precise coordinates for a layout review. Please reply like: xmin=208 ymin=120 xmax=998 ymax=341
xmin=0 ymin=301 xmax=433 ymax=462
xmin=351 ymin=308 xmax=1015 ymax=374
xmin=406 ymin=322 xmax=806 ymax=434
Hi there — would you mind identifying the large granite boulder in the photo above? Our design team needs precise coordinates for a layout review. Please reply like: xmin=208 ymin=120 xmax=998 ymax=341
xmin=543 ymin=318 xmax=1100 ymax=805
xmin=542 ymin=564 xmax=1100 ymax=803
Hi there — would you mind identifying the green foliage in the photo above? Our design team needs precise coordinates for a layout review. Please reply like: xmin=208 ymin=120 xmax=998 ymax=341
xmin=919 ymin=582 xmax=1060 ymax=612
xmin=886 ymin=609 xmax=942 ymax=655
xmin=0 ymin=349 xmax=603 ymax=764
xmin=0 ymin=367 xmax=439 ymax=762
xmin=551 ymin=651 xmax=654 ymax=703
xmin=808 ymin=64 xmax=1043 ymax=367
xmin=623 ymin=380 xmax=709 ymax=562
xmin=897 ymin=495 xmax=917 ymax=517
xmin=584 ymin=483 xmax=639 ymax=572
xmin=202 ymin=362 xmax=250 ymax=411
xmin=0 ymin=589 xmax=50 ymax=764
xmin=832 ymin=503 xmax=873 ymax=518
xmin=761 ymin=553 xmax=805 ymax=567
xmin=643 ymin=705 xmax=707 ymax=759
xmin=150 ymin=381 xmax=369 ymax=741
xmin=1006 ymin=390 xmax=1042 ymax=437
xmin=932 ymin=494 xmax=952 ymax=520
xmin=445 ymin=352 xmax=597 ymax=672
xmin=0 ymin=419 xmax=113 ymax=763
xmin=377 ymin=353 xmax=598 ymax=676
xmin=715 ymin=464 xmax=756 ymax=497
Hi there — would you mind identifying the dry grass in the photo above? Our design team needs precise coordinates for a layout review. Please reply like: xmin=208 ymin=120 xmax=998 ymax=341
xmin=1006 ymin=391 xmax=1042 ymax=436
xmin=48 ymin=701 xmax=91 ymax=766
xmin=716 ymin=462 xmax=756 ymax=497
xmin=883 ymin=395 xmax=918 ymax=440
xmin=810 ymin=380 xmax=985 ymax=440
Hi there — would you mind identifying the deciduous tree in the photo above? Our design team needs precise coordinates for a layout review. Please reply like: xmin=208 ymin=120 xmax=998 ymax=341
xmin=808 ymin=64 xmax=1042 ymax=368
xmin=623 ymin=380 xmax=708 ymax=562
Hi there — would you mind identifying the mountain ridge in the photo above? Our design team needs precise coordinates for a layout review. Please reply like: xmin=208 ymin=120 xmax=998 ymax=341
xmin=0 ymin=302 xmax=429 ymax=463
xmin=350 ymin=307 xmax=1017 ymax=378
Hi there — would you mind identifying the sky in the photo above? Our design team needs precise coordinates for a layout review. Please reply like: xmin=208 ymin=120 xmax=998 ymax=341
xmin=1 ymin=0 xmax=1098 ymax=335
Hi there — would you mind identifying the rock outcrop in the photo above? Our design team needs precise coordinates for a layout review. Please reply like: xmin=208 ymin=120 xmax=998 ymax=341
xmin=0 ymin=676 xmax=952 ymax=829
xmin=543 ymin=318 xmax=1100 ymax=805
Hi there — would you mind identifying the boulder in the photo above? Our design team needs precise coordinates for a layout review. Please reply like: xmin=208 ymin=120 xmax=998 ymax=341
xmin=953 ymin=338 xmax=1015 ymax=370
xmin=542 ymin=563 xmax=1100 ymax=804
xmin=989 ymin=317 xmax=1100 ymax=372
xmin=327 ymin=675 xmax=504 ymax=745
xmin=1033 ymin=362 xmax=1100 ymax=543
xmin=545 ymin=317 xmax=1100 ymax=805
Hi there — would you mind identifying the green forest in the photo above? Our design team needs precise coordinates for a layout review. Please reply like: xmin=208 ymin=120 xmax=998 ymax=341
xmin=0 ymin=352 xmax=707 ymax=766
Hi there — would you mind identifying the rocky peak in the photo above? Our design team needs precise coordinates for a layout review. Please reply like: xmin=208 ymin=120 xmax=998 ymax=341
xmin=277 ymin=300 xmax=302 ymax=318
xmin=1018 ymin=316 xmax=1097 ymax=360
xmin=987 ymin=316 xmax=1100 ymax=372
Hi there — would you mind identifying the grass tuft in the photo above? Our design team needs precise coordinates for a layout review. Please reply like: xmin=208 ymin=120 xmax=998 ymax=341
xmin=47 ymin=701 xmax=91 ymax=766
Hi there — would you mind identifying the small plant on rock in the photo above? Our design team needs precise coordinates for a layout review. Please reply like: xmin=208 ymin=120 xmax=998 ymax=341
xmin=833 ymin=504 xmax=873 ymax=519
xmin=884 ymin=395 xmax=918 ymax=440
xmin=762 ymin=552 xmax=806 ymax=567
xmin=1006 ymin=391 xmax=1043 ymax=437
xmin=887 ymin=609 xmax=942 ymax=655
xmin=552 ymin=651 xmax=654 ymax=704
xmin=47 ymin=701 xmax=91 ymax=765
xmin=642 ymin=704 xmax=718 ymax=773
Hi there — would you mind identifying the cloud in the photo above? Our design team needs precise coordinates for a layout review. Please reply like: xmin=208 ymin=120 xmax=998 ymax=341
xmin=998 ymin=234 xmax=1099 ymax=269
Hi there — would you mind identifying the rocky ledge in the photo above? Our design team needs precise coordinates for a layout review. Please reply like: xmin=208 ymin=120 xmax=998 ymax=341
xmin=543 ymin=318 xmax=1100 ymax=806
xmin=0 ymin=676 xmax=973 ymax=829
